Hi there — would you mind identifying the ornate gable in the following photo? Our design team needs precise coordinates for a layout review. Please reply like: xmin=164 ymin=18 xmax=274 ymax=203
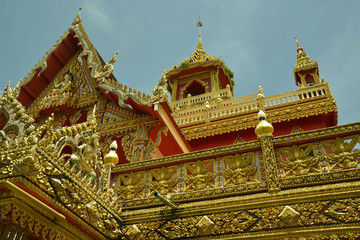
xmin=9 ymin=8 xmax=188 ymax=168
xmin=27 ymin=50 xmax=98 ymax=117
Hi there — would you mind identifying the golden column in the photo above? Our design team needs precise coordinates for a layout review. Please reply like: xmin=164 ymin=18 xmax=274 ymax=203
xmin=255 ymin=110 xmax=280 ymax=193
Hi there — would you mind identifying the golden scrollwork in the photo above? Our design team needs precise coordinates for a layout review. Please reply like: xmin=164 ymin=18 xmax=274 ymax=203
xmin=131 ymin=211 xmax=257 ymax=239
xmin=324 ymin=198 xmax=360 ymax=222
xmin=260 ymin=136 xmax=280 ymax=192
xmin=122 ymin=221 xmax=165 ymax=240
xmin=121 ymin=123 xmax=167 ymax=163
xmin=249 ymin=201 xmax=335 ymax=231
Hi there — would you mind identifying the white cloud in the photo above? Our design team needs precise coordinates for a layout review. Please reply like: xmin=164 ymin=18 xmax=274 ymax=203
xmin=84 ymin=0 xmax=114 ymax=30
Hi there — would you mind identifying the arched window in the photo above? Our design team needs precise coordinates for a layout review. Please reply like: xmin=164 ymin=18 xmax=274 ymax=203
xmin=183 ymin=81 xmax=205 ymax=97
xmin=305 ymin=74 xmax=315 ymax=86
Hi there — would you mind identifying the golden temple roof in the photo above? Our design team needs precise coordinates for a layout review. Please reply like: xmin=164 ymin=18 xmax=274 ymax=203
xmin=293 ymin=36 xmax=318 ymax=72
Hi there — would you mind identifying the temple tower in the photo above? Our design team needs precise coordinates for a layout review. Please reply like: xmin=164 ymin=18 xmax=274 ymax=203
xmin=293 ymin=37 xmax=323 ymax=88
xmin=165 ymin=18 xmax=234 ymax=109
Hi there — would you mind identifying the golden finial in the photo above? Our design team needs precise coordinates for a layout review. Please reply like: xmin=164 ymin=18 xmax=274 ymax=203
xmin=295 ymin=36 xmax=300 ymax=49
xmin=3 ymin=81 xmax=13 ymax=96
xmin=5 ymin=80 xmax=11 ymax=90
xmin=294 ymin=36 xmax=304 ymax=54
xmin=197 ymin=16 xmax=203 ymax=50
xmin=104 ymin=140 xmax=119 ymax=166
xmin=257 ymin=110 xmax=266 ymax=121
xmin=72 ymin=6 xmax=82 ymax=26
xmin=257 ymin=85 xmax=264 ymax=99
xmin=255 ymin=110 xmax=274 ymax=138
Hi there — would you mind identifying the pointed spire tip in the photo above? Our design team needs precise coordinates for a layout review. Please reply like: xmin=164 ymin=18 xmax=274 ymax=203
xmin=196 ymin=16 xmax=203 ymax=50
xmin=197 ymin=16 xmax=203 ymax=27
xmin=295 ymin=36 xmax=300 ymax=49
xmin=72 ymin=6 xmax=82 ymax=26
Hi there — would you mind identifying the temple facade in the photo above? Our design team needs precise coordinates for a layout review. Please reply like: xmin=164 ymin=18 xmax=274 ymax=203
xmin=0 ymin=9 xmax=359 ymax=240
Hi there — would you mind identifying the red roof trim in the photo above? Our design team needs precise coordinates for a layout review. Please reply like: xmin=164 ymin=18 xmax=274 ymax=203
xmin=17 ymin=32 xmax=80 ymax=108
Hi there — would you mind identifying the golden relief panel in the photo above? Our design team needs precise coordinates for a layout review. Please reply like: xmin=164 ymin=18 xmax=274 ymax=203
xmin=324 ymin=198 xmax=360 ymax=222
xmin=114 ymin=125 xmax=360 ymax=208
xmin=185 ymin=159 xmax=215 ymax=190
xmin=223 ymin=153 xmax=257 ymax=186
xmin=276 ymin=134 xmax=360 ymax=179
xmin=149 ymin=166 xmax=178 ymax=195
xmin=122 ymin=221 xmax=165 ymax=240
xmin=125 ymin=211 xmax=257 ymax=240
xmin=117 ymin=172 xmax=145 ymax=200
xmin=115 ymin=152 xmax=260 ymax=205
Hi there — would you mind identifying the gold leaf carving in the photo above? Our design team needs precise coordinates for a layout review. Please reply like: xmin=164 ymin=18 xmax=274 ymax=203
xmin=223 ymin=153 xmax=257 ymax=185
xmin=185 ymin=160 xmax=215 ymax=190
xmin=150 ymin=166 xmax=177 ymax=195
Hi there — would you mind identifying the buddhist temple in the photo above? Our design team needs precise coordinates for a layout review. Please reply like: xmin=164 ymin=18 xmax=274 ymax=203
xmin=0 ymin=8 xmax=359 ymax=240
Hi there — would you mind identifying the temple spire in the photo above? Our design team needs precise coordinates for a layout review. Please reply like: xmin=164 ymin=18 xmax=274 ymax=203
xmin=293 ymin=36 xmax=318 ymax=71
xmin=293 ymin=37 xmax=320 ymax=88
xmin=72 ymin=6 xmax=82 ymax=26
xmin=196 ymin=16 xmax=203 ymax=50
xmin=294 ymin=36 xmax=305 ymax=54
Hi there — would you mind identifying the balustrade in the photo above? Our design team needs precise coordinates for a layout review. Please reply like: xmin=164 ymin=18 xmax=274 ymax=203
xmin=171 ymin=88 xmax=230 ymax=108
xmin=173 ymin=83 xmax=331 ymax=126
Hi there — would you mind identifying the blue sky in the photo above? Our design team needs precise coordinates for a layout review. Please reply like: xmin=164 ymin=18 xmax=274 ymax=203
xmin=1 ymin=0 xmax=360 ymax=124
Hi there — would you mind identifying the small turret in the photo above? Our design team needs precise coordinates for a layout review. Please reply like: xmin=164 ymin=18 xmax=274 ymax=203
xmin=293 ymin=37 xmax=322 ymax=88
xmin=165 ymin=17 xmax=234 ymax=105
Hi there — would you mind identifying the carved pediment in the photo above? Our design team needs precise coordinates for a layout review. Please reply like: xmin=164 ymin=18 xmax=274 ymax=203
xmin=27 ymin=50 xmax=98 ymax=117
